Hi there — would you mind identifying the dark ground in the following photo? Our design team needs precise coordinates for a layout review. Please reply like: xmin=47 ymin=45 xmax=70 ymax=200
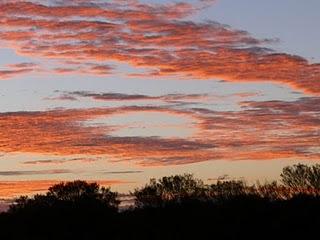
xmin=1 ymin=196 xmax=319 ymax=240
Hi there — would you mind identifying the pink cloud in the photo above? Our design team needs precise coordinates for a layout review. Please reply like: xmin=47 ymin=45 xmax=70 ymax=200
xmin=0 ymin=1 xmax=318 ymax=94
xmin=0 ymin=98 xmax=319 ymax=166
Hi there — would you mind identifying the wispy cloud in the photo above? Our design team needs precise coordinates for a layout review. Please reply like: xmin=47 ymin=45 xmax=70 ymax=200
xmin=0 ymin=169 xmax=72 ymax=176
xmin=0 ymin=98 xmax=319 ymax=165
xmin=100 ymin=171 xmax=143 ymax=175
xmin=0 ymin=62 xmax=39 ymax=79
xmin=59 ymin=91 xmax=209 ymax=103
xmin=0 ymin=1 xmax=319 ymax=93
xmin=22 ymin=157 xmax=97 ymax=165
xmin=52 ymin=63 xmax=114 ymax=76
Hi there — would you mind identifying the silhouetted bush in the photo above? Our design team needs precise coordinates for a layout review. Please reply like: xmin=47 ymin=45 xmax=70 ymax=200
xmin=281 ymin=163 xmax=320 ymax=190
xmin=1 ymin=165 xmax=320 ymax=240
xmin=9 ymin=180 xmax=119 ymax=214
xmin=2 ymin=181 xmax=120 ymax=240
xmin=133 ymin=174 xmax=207 ymax=208
xmin=207 ymin=180 xmax=256 ymax=200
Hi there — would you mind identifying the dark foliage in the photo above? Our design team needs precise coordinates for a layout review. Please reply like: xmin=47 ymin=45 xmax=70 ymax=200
xmin=133 ymin=174 xmax=206 ymax=207
xmin=281 ymin=163 xmax=320 ymax=189
xmin=1 ymin=165 xmax=320 ymax=240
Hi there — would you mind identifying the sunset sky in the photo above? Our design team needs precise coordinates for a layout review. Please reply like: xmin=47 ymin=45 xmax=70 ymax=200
xmin=0 ymin=0 xmax=319 ymax=199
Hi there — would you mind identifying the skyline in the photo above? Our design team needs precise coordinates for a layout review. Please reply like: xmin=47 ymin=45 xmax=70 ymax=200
xmin=0 ymin=0 xmax=319 ymax=198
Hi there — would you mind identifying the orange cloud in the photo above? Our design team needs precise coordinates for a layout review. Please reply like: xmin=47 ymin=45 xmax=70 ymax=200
xmin=52 ymin=63 xmax=114 ymax=76
xmin=0 ymin=98 xmax=319 ymax=166
xmin=0 ymin=62 xmax=39 ymax=79
xmin=0 ymin=180 xmax=125 ymax=199
xmin=0 ymin=1 xmax=319 ymax=94
xmin=0 ymin=106 xmax=207 ymax=157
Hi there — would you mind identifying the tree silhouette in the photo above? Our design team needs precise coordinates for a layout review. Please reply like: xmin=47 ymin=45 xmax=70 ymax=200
xmin=280 ymin=164 xmax=320 ymax=190
xmin=208 ymin=180 xmax=254 ymax=201
xmin=1 ymin=167 xmax=320 ymax=240
xmin=256 ymin=181 xmax=289 ymax=200
xmin=133 ymin=174 xmax=206 ymax=208
xmin=9 ymin=180 xmax=119 ymax=213
xmin=48 ymin=180 xmax=119 ymax=208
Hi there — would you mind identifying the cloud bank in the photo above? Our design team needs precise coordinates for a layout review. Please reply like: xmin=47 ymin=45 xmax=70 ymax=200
xmin=0 ymin=0 xmax=319 ymax=93
xmin=0 ymin=98 xmax=319 ymax=166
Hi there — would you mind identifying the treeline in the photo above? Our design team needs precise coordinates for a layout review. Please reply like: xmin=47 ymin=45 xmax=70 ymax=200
xmin=0 ymin=164 xmax=320 ymax=240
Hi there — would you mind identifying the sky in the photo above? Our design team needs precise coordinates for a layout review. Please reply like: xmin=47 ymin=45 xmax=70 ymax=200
xmin=0 ymin=0 xmax=319 ymax=199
